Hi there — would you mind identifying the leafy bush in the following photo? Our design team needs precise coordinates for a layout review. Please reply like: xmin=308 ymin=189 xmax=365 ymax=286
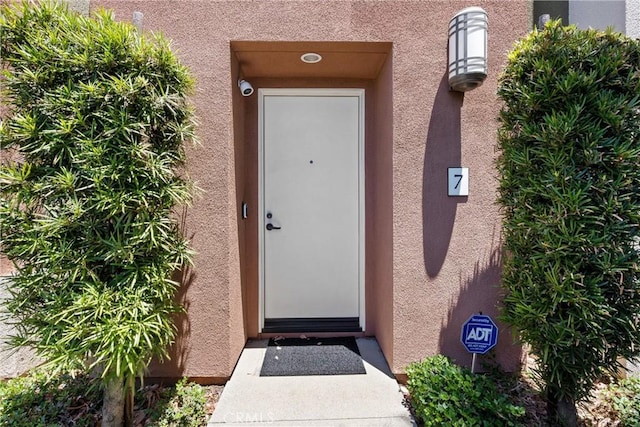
xmin=497 ymin=20 xmax=640 ymax=424
xmin=405 ymin=355 xmax=525 ymax=426
xmin=607 ymin=377 xmax=640 ymax=426
xmin=0 ymin=369 xmax=101 ymax=426
xmin=144 ymin=378 xmax=208 ymax=427
xmin=0 ymin=1 xmax=196 ymax=423
xmin=0 ymin=370 xmax=209 ymax=426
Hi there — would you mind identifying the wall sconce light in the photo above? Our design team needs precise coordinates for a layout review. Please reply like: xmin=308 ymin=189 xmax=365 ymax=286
xmin=238 ymin=79 xmax=254 ymax=97
xmin=448 ymin=7 xmax=488 ymax=92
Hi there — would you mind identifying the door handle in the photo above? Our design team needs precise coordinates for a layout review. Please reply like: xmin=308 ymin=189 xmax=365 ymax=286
xmin=266 ymin=223 xmax=281 ymax=231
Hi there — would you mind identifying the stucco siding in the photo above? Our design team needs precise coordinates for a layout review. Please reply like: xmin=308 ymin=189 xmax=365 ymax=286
xmin=627 ymin=0 xmax=640 ymax=38
xmin=1 ymin=0 xmax=532 ymax=379
xmin=569 ymin=0 xmax=625 ymax=32
xmin=87 ymin=0 xmax=531 ymax=378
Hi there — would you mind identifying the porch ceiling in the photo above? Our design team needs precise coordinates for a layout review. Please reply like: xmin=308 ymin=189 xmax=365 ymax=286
xmin=231 ymin=41 xmax=391 ymax=79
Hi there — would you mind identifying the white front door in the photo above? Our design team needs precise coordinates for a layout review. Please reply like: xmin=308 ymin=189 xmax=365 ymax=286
xmin=259 ymin=89 xmax=364 ymax=332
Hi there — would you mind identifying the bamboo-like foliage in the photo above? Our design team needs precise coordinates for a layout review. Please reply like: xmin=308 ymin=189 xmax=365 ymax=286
xmin=497 ymin=20 xmax=640 ymax=418
xmin=0 ymin=1 xmax=196 ymax=385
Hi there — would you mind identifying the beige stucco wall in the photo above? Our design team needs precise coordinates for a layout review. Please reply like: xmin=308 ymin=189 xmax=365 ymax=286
xmin=0 ymin=0 xmax=531 ymax=379
xmin=369 ymin=54 xmax=395 ymax=365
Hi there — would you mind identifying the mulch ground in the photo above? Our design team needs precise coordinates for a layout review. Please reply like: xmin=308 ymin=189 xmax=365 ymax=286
xmin=204 ymin=385 xmax=225 ymax=417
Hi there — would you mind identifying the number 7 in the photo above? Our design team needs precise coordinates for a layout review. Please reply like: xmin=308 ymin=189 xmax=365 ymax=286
xmin=454 ymin=174 xmax=463 ymax=189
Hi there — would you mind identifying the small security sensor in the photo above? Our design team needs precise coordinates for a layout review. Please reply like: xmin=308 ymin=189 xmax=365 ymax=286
xmin=238 ymin=79 xmax=254 ymax=97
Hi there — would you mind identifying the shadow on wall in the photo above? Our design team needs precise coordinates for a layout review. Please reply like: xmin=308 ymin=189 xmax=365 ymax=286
xmin=438 ymin=232 xmax=522 ymax=372
xmin=156 ymin=264 xmax=196 ymax=376
xmin=150 ymin=207 xmax=196 ymax=378
xmin=423 ymin=73 xmax=465 ymax=278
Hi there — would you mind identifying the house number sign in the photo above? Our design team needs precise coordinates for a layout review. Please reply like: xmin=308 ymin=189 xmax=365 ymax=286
xmin=448 ymin=167 xmax=469 ymax=196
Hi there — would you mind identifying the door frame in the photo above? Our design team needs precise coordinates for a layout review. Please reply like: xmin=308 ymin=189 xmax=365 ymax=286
xmin=257 ymin=88 xmax=366 ymax=333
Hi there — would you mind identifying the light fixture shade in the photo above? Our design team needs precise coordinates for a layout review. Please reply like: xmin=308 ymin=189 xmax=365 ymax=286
xmin=448 ymin=7 xmax=488 ymax=92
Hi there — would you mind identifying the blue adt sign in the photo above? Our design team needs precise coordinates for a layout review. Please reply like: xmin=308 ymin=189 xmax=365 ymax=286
xmin=461 ymin=314 xmax=498 ymax=354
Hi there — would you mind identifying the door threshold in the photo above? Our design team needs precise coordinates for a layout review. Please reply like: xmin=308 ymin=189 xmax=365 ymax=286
xmin=263 ymin=317 xmax=361 ymax=333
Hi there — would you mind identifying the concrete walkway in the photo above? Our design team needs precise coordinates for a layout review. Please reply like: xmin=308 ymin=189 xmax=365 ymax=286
xmin=208 ymin=338 xmax=416 ymax=426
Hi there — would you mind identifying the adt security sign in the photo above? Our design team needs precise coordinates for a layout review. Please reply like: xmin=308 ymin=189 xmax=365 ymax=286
xmin=461 ymin=314 xmax=498 ymax=354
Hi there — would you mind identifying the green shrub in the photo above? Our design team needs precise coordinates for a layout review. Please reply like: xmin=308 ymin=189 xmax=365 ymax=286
xmin=0 ymin=370 xmax=209 ymax=426
xmin=0 ymin=1 xmax=196 ymax=422
xmin=497 ymin=20 xmax=640 ymax=424
xmin=0 ymin=369 xmax=101 ymax=426
xmin=405 ymin=355 xmax=524 ymax=426
xmin=144 ymin=378 xmax=208 ymax=427
xmin=607 ymin=377 xmax=640 ymax=426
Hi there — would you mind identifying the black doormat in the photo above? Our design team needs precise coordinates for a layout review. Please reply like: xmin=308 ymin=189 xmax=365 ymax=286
xmin=259 ymin=337 xmax=366 ymax=376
